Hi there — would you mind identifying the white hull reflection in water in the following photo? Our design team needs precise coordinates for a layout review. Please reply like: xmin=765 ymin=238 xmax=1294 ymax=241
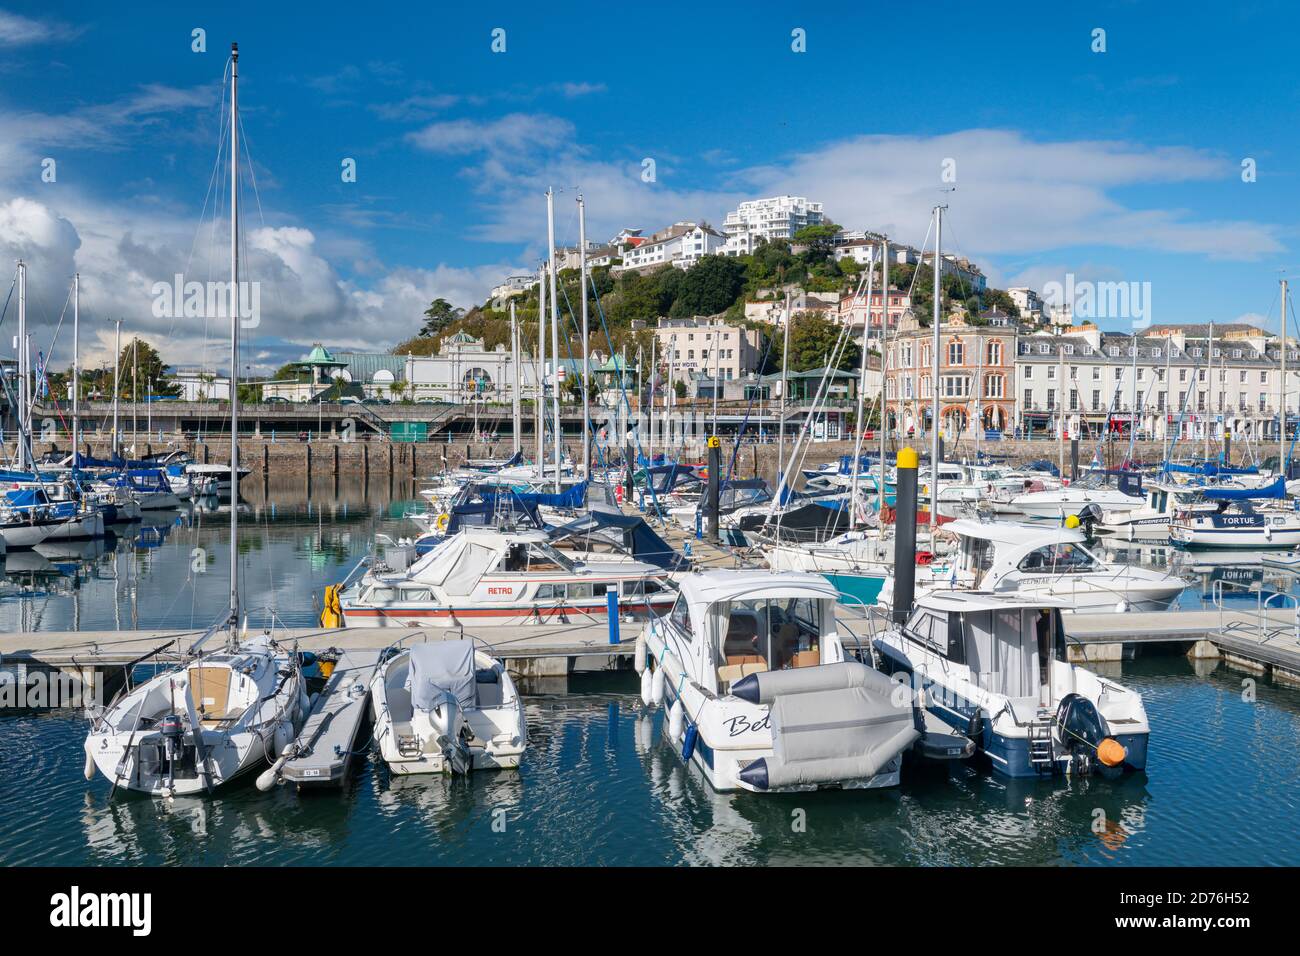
xmin=0 ymin=663 xmax=1291 ymax=864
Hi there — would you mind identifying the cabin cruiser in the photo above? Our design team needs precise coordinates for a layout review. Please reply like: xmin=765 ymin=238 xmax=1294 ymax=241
xmin=1008 ymin=472 xmax=1144 ymax=520
xmin=1170 ymin=500 xmax=1300 ymax=549
xmin=84 ymin=631 xmax=307 ymax=797
xmin=183 ymin=461 xmax=251 ymax=496
xmin=1097 ymin=481 xmax=1222 ymax=539
xmin=329 ymin=526 xmax=676 ymax=626
xmin=877 ymin=519 xmax=1186 ymax=614
xmin=639 ymin=570 xmax=919 ymax=792
xmin=873 ymin=590 xmax=1150 ymax=778
xmin=370 ymin=639 xmax=526 ymax=774
xmin=668 ymin=478 xmax=772 ymax=533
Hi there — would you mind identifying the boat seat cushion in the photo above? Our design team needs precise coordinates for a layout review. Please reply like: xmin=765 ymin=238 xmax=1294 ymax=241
xmin=717 ymin=661 xmax=767 ymax=692
xmin=723 ymin=611 xmax=762 ymax=659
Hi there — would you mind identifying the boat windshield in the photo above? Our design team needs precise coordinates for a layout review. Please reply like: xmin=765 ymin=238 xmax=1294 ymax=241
xmin=713 ymin=596 xmax=827 ymax=692
xmin=502 ymin=541 xmax=575 ymax=573
xmin=1016 ymin=542 xmax=1103 ymax=574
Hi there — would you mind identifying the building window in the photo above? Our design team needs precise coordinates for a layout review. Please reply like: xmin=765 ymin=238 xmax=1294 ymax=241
xmin=1024 ymin=365 xmax=1033 ymax=379
xmin=1092 ymin=366 xmax=1101 ymax=380
xmin=987 ymin=341 xmax=1002 ymax=365
xmin=1047 ymin=389 xmax=1056 ymax=410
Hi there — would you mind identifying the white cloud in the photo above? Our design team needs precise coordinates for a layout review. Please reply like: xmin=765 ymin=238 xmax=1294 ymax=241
xmin=406 ymin=112 xmax=575 ymax=160
xmin=0 ymin=9 xmax=78 ymax=46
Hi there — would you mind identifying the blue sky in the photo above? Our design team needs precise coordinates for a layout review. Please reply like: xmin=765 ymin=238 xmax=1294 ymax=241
xmin=2 ymin=1 xmax=1298 ymax=372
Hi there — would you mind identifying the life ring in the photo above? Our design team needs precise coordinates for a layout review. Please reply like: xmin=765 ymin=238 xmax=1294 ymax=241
xmin=435 ymin=512 xmax=450 ymax=532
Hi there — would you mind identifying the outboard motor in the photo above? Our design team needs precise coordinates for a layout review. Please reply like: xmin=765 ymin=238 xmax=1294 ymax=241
xmin=429 ymin=692 xmax=471 ymax=775
xmin=1056 ymin=694 xmax=1126 ymax=778
xmin=1075 ymin=503 xmax=1104 ymax=539
xmin=158 ymin=713 xmax=186 ymax=788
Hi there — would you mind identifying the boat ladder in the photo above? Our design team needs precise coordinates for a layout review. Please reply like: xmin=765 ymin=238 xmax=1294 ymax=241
xmin=396 ymin=733 xmax=423 ymax=758
xmin=1027 ymin=710 xmax=1056 ymax=773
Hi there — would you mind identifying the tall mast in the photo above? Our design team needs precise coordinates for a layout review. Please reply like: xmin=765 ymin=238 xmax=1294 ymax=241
xmin=649 ymin=334 xmax=656 ymax=456
xmin=879 ymin=237 xmax=888 ymax=509
xmin=1281 ymin=280 xmax=1289 ymax=470
xmin=578 ymin=195 xmax=590 ymax=479
xmin=228 ymin=40 xmax=241 ymax=637
xmin=112 ymin=318 xmax=121 ymax=458
xmin=778 ymin=290 xmax=791 ymax=490
xmin=1205 ymin=321 xmax=1213 ymax=460
xmin=536 ymin=262 xmax=546 ymax=477
xmin=546 ymin=188 xmax=560 ymax=491
xmin=848 ymin=261 xmax=874 ymax=529
xmin=510 ymin=301 xmax=521 ymax=455
xmin=15 ymin=260 xmax=26 ymax=470
xmin=72 ymin=273 xmax=80 ymax=468
xmin=930 ymin=205 xmax=943 ymax=553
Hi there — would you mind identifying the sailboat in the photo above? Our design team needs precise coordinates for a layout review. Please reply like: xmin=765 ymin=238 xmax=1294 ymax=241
xmin=84 ymin=43 xmax=306 ymax=797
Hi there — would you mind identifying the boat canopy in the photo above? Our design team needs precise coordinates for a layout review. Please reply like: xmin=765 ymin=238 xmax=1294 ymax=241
xmin=547 ymin=507 xmax=686 ymax=570
xmin=484 ymin=480 xmax=587 ymax=510
xmin=1200 ymin=475 xmax=1287 ymax=501
xmin=406 ymin=640 xmax=476 ymax=711
xmin=74 ymin=452 xmax=126 ymax=469
xmin=643 ymin=463 xmax=702 ymax=494
xmin=445 ymin=495 xmax=544 ymax=534
xmin=3 ymin=487 xmax=50 ymax=507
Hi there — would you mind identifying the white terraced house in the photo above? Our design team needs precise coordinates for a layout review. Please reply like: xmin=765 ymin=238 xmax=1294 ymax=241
xmin=614 ymin=222 xmax=727 ymax=272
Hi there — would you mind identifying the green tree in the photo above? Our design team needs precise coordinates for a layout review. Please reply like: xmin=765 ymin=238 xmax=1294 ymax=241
xmin=668 ymin=255 xmax=746 ymax=318
xmin=419 ymin=297 xmax=464 ymax=337
xmin=784 ymin=311 xmax=860 ymax=372
xmin=792 ymin=222 xmax=840 ymax=261
xmin=113 ymin=338 xmax=179 ymax=399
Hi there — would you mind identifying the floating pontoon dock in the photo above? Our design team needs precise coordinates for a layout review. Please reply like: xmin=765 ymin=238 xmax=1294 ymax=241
xmin=281 ymin=648 xmax=383 ymax=788
xmin=4 ymin=606 xmax=1300 ymax=697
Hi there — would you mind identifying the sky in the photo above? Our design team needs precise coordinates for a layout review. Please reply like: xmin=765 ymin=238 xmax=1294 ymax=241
xmin=2 ymin=1 xmax=1299 ymax=376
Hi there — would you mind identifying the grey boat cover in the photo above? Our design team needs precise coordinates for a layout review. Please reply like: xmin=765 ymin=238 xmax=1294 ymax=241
xmin=406 ymin=640 xmax=476 ymax=712
xmin=737 ymin=662 xmax=919 ymax=790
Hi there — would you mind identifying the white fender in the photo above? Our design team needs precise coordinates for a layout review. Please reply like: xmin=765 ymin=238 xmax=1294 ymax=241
xmin=272 ymin=719 xmax=293 ymax=757
xmin=83 ymin=747 xmax=97 ymax=781
xmin=634 ymin=633 xmax=647 ymax=674
xmin=668 ymin=698 xmax=684 ymax=742
xmin=256 ymin=748 xmax=294 ymax=792
xmin=650 ymin=665 xmax=665 ymax=708
xmin=640 ymin=667 xmax=654 ymax=707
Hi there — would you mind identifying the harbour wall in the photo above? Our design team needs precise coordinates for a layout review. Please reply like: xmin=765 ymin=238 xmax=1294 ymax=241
xmin=11 ymin=437 xmax=1183 ymax=488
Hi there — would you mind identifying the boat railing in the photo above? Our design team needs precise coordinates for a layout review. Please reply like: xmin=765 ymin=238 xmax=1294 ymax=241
xmin=1211 ymin=578 xmax=1300 ymax=646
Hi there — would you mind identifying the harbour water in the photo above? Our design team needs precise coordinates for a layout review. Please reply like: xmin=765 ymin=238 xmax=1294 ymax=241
xmin=2 ymin=482 xmax=1298 ymax=866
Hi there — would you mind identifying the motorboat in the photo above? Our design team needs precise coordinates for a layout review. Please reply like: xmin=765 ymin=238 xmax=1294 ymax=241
xmin=873 ymin=590 xmax=1150 ymax=778
xmin=1096 ymin=481 xmax=1221 ymax=539
xmin=1170 ymin=500 xmax=1300 ymax=549
xmin=329 ymin=525 xmax=676 ymax=626
xmin=878 ymin=518 xmax=1186 ymax=614
xmin=184 ymin=462 xmax=251 ymax=496
xmin=84 ymin=630 xmax=307 ymax=797
xmin=1008 ymin=471 xmax=1144 ymax=520
xmin=638 ymin=569 xmax=919 ymax=792
xmin=370 ymin=639 xmax=526 ymax=774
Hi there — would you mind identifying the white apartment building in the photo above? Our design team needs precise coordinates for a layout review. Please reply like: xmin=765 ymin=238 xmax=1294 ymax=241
xmin=653 ymin=316 xmax=764 ymax=392
xmin=1014 ymin=323 xmax=1299 ymax=441
xmin=721 ymin=195 xmax=824 ymax=256
xmin=616 ymin=222 xmax=727 ymax=272
xmin=921 ymin=253 xmax=987 ymax=294
xmin=489 ymin=274 xmax=538 ymax=308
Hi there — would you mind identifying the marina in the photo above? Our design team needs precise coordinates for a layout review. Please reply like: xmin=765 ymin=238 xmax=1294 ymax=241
xmin=1 ymin=9 xmax=1297 ymax=898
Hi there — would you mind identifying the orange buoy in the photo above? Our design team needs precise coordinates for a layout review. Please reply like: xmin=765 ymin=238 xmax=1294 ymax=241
xmin=1096 ymin=737 xmax=1126 ymax=767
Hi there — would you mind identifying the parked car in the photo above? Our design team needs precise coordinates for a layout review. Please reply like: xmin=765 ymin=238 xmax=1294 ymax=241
xmin=264 ymin=396 xmax=291 ymax=404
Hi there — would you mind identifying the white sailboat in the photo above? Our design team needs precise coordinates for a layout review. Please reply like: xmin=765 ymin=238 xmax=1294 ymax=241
xmin=84 ymin=43 xmax=306 ymax=797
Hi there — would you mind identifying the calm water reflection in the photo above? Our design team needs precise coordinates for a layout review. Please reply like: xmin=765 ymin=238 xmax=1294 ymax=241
xmin=1 ymin=488 xmax=1298 ymax=865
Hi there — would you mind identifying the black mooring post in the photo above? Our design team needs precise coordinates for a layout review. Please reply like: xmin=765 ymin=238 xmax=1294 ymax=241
xmin=1224 ymin=430 xmax=1232 ymax=466
xmin=625 ymin=441 xmax=635 ymax=503
xmin=707 ymin=436 xmax=721 ymax=542
xmin=891 ymin=447 xmax=919 ymax=626
xmin=1070 ymin=438 xmax=1079 ymax=481
xmin=937 ymin=436 xmax=944 ymax=465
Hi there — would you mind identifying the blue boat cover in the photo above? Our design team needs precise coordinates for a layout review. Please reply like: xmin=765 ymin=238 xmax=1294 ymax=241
xmin=1201 ymin=476 xmax=1287 ymax=501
